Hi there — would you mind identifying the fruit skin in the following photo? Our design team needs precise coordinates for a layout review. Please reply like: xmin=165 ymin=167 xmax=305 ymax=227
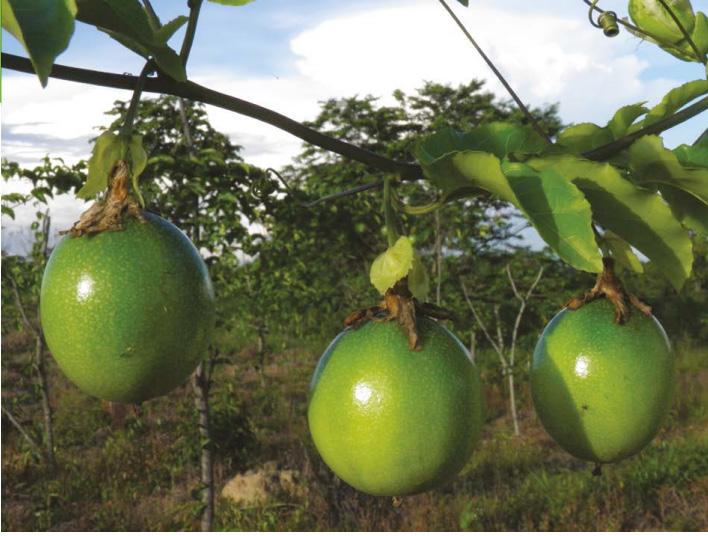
xmin=307 ymin=317 xmax=484 ymax=496
xmin=531 ymin=299 xmax=674 ymax=464
xmin=629 ymin=0 xmax=695 ymax=44
xmin=40 ymin=212 xmax=215 ymax=403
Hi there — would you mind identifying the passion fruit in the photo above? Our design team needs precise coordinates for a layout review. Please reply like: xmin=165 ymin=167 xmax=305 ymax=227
xmin=40 ymin=212 xmax=215 ymax=403
xmin=307 ymin=317 xmax=484 ymax=496
xmin=531 ymin=299 xmax=674 ymax=463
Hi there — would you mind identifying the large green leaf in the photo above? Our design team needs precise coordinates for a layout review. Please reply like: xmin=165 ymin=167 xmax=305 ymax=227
xmin=628 ymin=135 xmax=708 ymax=204
xmin=673 ymin=142 xmax=708 ymax=168
xmin=501 ymin=162 xmax=602 ymax=273
xmin=607 ymin=103 xmax=649 ymax=138
xmin=692 ymin=12 xmax=708 ymax=57
xmin=415 ymin=122 xmax=547 ymax=162
xmin=628 ymin=0 xmax=695 ymax=45
xmin=556 ymin=123 xmax=614 ymax=154
xmin=555 ymin=103 xmax=648 ymax=154
xmin=75 ymin=0 xmax=187 ymax=81
xmin=659 ymin=184 xmax=708 ymax=235
xmin=635 ymin=80 xmax=708 ymax=130
xmin=2 ymin=0 xmax=77 ymax=87
xmin=529 ymin=154 xmax=693 ymax=290
xmin=418 ymin=150 xmax=517 ymax=205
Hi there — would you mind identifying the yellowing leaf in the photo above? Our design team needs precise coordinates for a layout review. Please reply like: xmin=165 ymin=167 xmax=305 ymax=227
xmin=370 ymin=236 xmax=414 ymax=295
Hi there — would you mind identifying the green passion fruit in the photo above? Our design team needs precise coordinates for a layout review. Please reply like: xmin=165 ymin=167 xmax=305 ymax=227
xmin=40 ymin=212 xmax=215 ymax=403
xmin=307 ymin=317 xmax=484 ymax=496
xmin=531 ymin=299 xmax=674 ymax=464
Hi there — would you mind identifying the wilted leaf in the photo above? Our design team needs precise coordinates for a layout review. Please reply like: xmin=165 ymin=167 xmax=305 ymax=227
xmin=78 ymin=132 xmax=126 ymax=199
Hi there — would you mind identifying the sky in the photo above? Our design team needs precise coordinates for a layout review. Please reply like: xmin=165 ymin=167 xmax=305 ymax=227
xmin=1 ymin=0 xmax=707 ymax=254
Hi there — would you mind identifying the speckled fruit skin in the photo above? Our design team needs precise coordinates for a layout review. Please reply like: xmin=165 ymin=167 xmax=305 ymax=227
xmin=307 ymin=317 xmax=484 ymax=496
xmin=531 ymin=299 xmax=674 ymax=464
xmin=40 ymin=212 xmax=215 ymax=403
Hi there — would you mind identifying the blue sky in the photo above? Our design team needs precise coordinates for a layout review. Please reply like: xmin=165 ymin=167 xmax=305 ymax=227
xmin=2 ymin=0 xmax=707 ymax=252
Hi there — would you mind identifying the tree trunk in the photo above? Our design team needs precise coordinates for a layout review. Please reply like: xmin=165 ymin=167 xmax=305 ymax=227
xmin=507 ymin=368 xmax=520 ymax=436
xmin=34 ymin=334 xmax=55 ymax=468
xmin=192 ymin=361 xmax=213 ymax=531
xmin=469 ymin=328 xmax=477 ymax=363
xmin=257 ymin=327 xmax=266 ymax=387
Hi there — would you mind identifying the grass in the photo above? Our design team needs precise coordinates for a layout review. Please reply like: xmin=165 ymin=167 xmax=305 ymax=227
xmin=1 ymin=334 xmax=706 ymax=531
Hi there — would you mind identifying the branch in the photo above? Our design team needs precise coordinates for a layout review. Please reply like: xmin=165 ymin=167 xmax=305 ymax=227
xmin=460 ymin=278 xmax=507 ymax=364
xmin=0 ymin=54 xmax=422 ymax=181
xmin=507 ymin=265 xmax=544 ymax=366
xmin=583 ymin=96 xmax=708 ymax=160
xmin=8 ymin=273 xmax=38 ymax=338
xmin=180 ymin=0 xmax=204 ymax=67
xmin=2 ymin=406 xmax=43 ymax=455
xmin=3 ymin=53 xmax=705 ymax=180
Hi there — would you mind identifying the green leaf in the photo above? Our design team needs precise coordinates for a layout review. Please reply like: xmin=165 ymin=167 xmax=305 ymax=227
xmin=75 ymin=0 xmax=187 ymax=81
xmin=2 ymin=0 xmax=77 ymax=87
xmin=628 ymin=135 xmax=708 ymax=204
xmin=1 ymin=206 xmax=16 ymax=219
xmin=419 ymin=150 xmax=517 ymax=205
xmin=673 ymin=143 xmax=708 ymax=168
xmin=556 ymin=103 xmax=648 ymax=155
xmin=370 ymin=236 xmax=414 ymax=295
xmin=150 ymin=46 xmax=188 ymax=81
xmin=408 ymin=252 xmax=430 ymax=301
xmin=607 ymin=103 xmax=649 ymax=138
xmin=207 ymin=0 xmax=254 ymax=5
xmin=415 ymin=122 xmax=547 ymax=162
xmin=76 ymin=0 xmax=153 ymax=42
xmin=659 ymin=184 xmax=708 ymax=235
xmin=601 ymin=230 xmax=644 ymax=273
xmin=637 ymin=80 xmax=708 ymax=129
xmin=692 ymin=12 xmax=708 ymax=56
xmin=154 ymin=15 xmax=188 ymax=44
xmin=556 ymin=123 xmax=614 ymax=154
xmin=78 ymin=132 xmax=126 ymax=199
xmin=529 ymin=154 xmax=693 ymax=290
xmin=628 ymin=0 xmax=695 ymax=45
xmin=501 ymin=162 xmax=602 ymax=273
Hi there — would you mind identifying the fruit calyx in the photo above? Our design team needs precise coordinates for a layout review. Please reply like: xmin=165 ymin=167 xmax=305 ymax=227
xmin=64 ymin=160 xmax=145 ymax=237
xmin=344 ymin=278 xmax=453 ymax=350
xmin=565 ymin=257 xmax=652 ymax=324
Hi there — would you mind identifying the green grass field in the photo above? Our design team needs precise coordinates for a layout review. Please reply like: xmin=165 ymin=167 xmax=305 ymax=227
xmin=2 ymin=332 xmax=706 ymax=531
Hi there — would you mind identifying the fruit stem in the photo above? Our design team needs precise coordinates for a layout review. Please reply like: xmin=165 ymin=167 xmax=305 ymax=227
xmin=119 ymin=62 xmax=153 ymax=139
xmin=566 ymin=257 xmax=652 ymax=324
xmin=65 ymin=162 xmax=145 ymax=237
xmin=382 ymin=176 xmax=400 ymax=248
